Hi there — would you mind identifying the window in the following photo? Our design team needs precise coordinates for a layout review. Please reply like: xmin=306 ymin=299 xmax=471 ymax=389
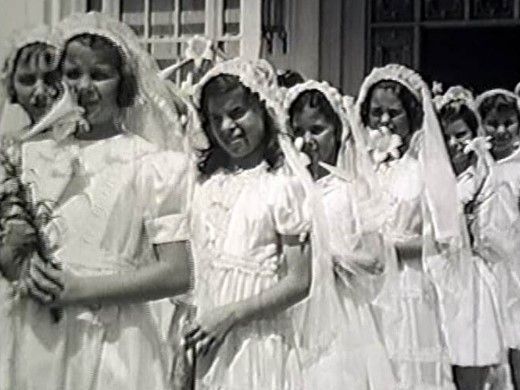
xmin=85 ymin=0 xmax=261 ymax=68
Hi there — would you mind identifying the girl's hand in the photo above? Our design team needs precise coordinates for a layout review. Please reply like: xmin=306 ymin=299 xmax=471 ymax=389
xmin=25 ymin=253 xmax=66 ymax=306
xmin=183 ymin=306 xmax=238 ymax=357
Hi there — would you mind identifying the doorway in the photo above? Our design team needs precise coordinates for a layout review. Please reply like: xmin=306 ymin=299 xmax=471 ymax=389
xmin=420 ymin=26 xmax=520 ymax=94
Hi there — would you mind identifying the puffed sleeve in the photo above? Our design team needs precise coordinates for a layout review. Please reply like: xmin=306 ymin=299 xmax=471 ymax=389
xmin=269 ymin=174 xmax=311 ymax=236
xmin=135 ymin=151 xmax=191 ymax=244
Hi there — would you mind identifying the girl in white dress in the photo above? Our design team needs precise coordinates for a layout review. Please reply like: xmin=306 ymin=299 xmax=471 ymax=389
xmin=475 ymin=89 xmax=520 ymax=390
xmin=0 ymin=25 xmax=64 ymax=390
xmin=185 ymin=58 xmax=340 ymax=390
xmin=354 ymin=64 xmax=459 ymax=390
xmin=283 ymin=80 xmax=397 ymax=389
xmin=22 ymin=12 xmax=192 ymax=390
xmin=432 ymin=86 xmax=508 ymax=390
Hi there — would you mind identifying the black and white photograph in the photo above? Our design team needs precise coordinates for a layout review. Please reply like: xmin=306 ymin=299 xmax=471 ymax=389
xmin=1 ymin=1 xmax=520 ymax=389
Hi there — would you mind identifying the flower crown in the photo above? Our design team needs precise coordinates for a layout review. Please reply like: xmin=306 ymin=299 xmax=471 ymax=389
xmin=434 ymin=85 xmax=476 ymax=112
xmin=358 ymin=64 xmax=426 ymax=105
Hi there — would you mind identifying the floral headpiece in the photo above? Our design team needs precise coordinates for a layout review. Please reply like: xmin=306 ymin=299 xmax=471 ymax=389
xmin=434 ymin=85 xmax=476 ymax=112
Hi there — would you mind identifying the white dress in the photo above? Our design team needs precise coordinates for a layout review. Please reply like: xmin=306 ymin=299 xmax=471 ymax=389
xmin=11 ymin=133 xmax=190 ymax=390
xmin=305 ymin=173 xmax=397 ymax=390
xmin=373 ymin=151 xmax=455 ymax=390
xmin=476 ymin=149 xmax=520 ymax=351
xmin=190 ymin=162 xmax=310 ymax=390
xmin=426 ymin=165 xmax=506 ymax=367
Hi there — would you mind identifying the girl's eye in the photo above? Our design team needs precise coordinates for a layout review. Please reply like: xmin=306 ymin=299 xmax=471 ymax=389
xmin=229 ymin=106 xmax=247 ymax=120
xmin=486 ymin=121 xmax=498 ymax=129
xmin=311 ymin=125 xmax=325 ymax=135
xmin=17 ymin=74 xmax=36 ymax=86
xmin=91 ymin=70 xmax=111 ymax=81
xmin=370 ymin=108 xmax=383 ymax=118
xmin=65 ymin=68 xmax=81 ymax=80
xmin=388 ymin=109 xmax=402 ymax=118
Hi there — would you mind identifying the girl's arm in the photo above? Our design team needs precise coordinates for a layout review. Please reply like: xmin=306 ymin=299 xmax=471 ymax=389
xmin=231 ymin=236 xmax=311 ymax=324
xmin=27 ymin=240 xmax=192 ymax=306
xmin=184 ymin=235 xmax=311 ymax=355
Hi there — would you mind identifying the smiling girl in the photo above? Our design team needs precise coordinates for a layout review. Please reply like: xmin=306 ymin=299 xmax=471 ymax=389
xmin=476 ymin=89 xmax=520 ymax=390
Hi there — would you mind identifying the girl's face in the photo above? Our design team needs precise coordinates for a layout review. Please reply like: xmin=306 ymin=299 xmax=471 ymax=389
xmin=367 ymin=87 xmax=411 ymax=140
xmin=291 ymin=103 xmax=338 ymax=166
xmin=482 ymin=104 xmax=519 ymax=158
xmin=13 ymin=45 xmax=60 ymax=123
xmin=62 ymin=40 xmax=121 ymax=126
xmin=205 ymin=85 xmax=266 ymax=161
xmin=443 ymin=118 xmax=473 ymax=170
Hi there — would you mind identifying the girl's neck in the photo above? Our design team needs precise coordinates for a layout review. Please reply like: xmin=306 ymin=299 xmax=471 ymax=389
xmin=228 ymin=144 xmax=265 ymax=171
xmin=75 ymin=120 xmax=122 ymax=141
xmin=492 ymin=144 xmax=518 ymax=162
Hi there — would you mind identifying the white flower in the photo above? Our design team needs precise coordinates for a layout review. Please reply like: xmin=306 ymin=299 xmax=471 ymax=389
xmin=293 ymin=136 xmax=311 ymax=166
xmin=367 ymin=126 xmax=403 ymax=164
xmin=463 ymin=136 xmax=492 ymax=154
xmin=184 ymin=35 xmax=214 ymax=68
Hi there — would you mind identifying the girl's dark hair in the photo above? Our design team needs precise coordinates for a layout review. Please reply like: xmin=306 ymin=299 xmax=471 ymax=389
xmin=60 ymin=33 xmax=137 ymax=108
xmin=7 ymin=42 xmax=59 ymax=103
xmin=478 ymin=93 xmax=520 ymax=123
xmin=198 ymin=74 xmax=284 ymax=176
xmin=288 ymin=89 xmax=343 ymax=160
xmin=361 ymin=80 xmax=424 ymax=132
xmin=277 ymin=69 xmax=304 ymax=88
xmin=439 ymin=103 xmax=479 ymax=137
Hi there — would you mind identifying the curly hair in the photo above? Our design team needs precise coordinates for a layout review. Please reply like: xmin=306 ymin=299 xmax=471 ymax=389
xmin=478 ymin=93 xmax=520 ymax=124
xmin=439 ymin=103 xmax=479 ymax=137
xmin=288 ymin=89 xmax=343 ymax=162
xmin=7 ymin=42 xmax=59 ymax=104
xmin=60 ymin=33 xmax=137 ymax=108
xmin=197 ymin=74 xmax=284 ymax=177
xmin=361 ymin=80 xmax=424 ymax=133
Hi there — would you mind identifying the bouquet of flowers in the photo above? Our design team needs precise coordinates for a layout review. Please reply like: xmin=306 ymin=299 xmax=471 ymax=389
xmin=0 ymin=139 xmax=59 ymax=318
xmin=366 ymin=125 xmax=403 ymax=168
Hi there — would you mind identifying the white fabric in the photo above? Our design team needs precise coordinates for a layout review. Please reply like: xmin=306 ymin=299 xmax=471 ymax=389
xmin=476 ymin=148 xmax=520 ymax=350
xmin=9 ymin=134 xmax=190 ymax=390
xmin=304 ymin=174 xmax=397 ymax=389
xmin=190 ymin=163 xmax=310 ymax=390
xmin=426 ymin=165 xmax=506 ymax=366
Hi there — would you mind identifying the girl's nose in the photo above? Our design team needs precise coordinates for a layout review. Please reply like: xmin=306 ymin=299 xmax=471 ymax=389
xmin=497 ymin=124 xmax=506 ymax=134
xmin=380 ymin=112 xmax=391 ymax=124
xmin=221 ymin=115 xmax=235 ymax=132
xmin=448 ymin=136 xmax=458 ymax=147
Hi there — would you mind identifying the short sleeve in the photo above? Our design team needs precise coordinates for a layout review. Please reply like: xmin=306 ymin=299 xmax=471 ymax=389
xmin=135 ymin=151 xmax=191 ymax=244
xmin=269 ymin=174 xmax=311 ymax=236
